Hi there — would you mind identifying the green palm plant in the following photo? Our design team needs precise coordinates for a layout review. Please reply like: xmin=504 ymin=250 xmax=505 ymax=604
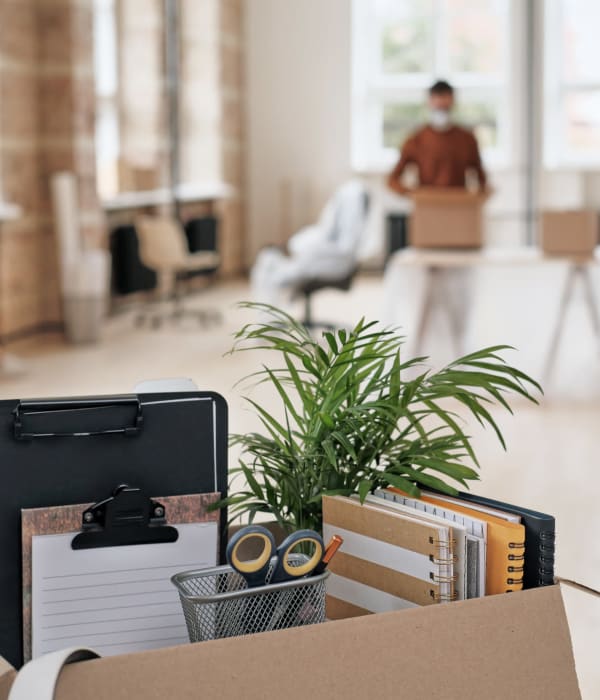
xmin=218 ymin=303 xmax=541 ymax=534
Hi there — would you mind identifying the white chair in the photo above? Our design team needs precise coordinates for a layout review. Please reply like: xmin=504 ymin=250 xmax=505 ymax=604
xmin=134 ymin=215 xmax=221 ymax=328
xmin=251 ymin=180 xmax=370 ymax=329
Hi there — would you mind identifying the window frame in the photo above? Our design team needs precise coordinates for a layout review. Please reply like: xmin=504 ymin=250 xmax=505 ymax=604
xmin=93 ymin=0 xmax=120 ymax=200
xmin=543 ymin=0 xmax=600 ymax=169
xmin=351 ymin=0 xmax=516 ymax=174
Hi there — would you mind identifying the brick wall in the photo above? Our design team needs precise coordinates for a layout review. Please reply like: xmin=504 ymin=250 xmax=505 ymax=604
xmin=117 ymin=0 xmax=169 ymax=191
xmin=218 ymin=0 xmax=245 ymax=275
xmin=0 ymin=0 xmax=102 ymax=339
xmin=0 ymin=0 xmax=246 ymax=341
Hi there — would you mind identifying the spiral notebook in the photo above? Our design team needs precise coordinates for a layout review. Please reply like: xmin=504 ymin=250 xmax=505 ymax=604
xmin=418 ymin=492 xmax=526 ymax=595
xmin=369 ymin=491 xmax=479 ymax=599
xmin=375 ymin=488 xmax=488 ymax=598
xmin=456 ymin=492 xmax=555 ymax=589
xmin=322 ymin=495 xmax=456 ymax=620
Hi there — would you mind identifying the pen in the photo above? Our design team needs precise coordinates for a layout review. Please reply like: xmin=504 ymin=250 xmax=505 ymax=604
xmin=313 ymin=534 xmax=343 ymax=575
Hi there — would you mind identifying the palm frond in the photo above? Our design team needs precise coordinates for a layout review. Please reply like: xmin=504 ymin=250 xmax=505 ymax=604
xmin=213 ymin=303 xmax=541 ymax=532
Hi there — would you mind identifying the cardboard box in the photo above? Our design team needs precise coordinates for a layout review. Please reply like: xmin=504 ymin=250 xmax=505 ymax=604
xmin=0 ymin=658 xmax=14 ymax=700
xmin=0 ymin=586 xmax=581 ymax=699
xmin=541 ymin=210 xmax=598 ymax=257
xmin=410 ymin=188 xmax=489 ymax=249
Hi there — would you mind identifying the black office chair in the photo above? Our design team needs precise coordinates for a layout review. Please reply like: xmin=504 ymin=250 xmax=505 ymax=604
xmin=297 ymin=268 xmax=358 ymax=331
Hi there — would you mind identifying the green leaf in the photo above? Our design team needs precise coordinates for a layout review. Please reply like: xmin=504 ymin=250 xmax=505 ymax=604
xmin=382 ymin=472 xmax=420 ymax=497
xmin=400 ymin=467 xmax=460 ymax=494
xmin=358 ymin=479 xmax=373 ymax=502
xmin=240 ymin=463 xmax=264 ymax=500
xmin=324 ymin=332 xmax=338 ymax=354
xmin=318 ymin=412 xmax=335 ymax=429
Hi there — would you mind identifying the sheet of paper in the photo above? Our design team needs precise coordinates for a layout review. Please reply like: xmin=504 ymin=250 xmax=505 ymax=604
xmin=31 ymin=522 xmax=217 ymax=658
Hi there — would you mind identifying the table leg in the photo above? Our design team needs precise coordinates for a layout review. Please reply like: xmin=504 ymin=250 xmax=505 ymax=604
xmin=580 ymin=266 xmax=600 ymax=341
xmin=414 ymin=267 xmax=438 ymax=357
xmin=543 ymin=264 xmax=578 ymax=383
xmin=441 ymin=268 xmax=473 ymax=358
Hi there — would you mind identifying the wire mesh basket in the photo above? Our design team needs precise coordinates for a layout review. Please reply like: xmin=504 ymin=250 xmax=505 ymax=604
xmin=172 ymin=554 xmax=329 ymax=642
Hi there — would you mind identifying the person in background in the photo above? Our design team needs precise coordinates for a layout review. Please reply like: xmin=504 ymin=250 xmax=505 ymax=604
xmin=387 ymin=80 xmax=487 ymax=195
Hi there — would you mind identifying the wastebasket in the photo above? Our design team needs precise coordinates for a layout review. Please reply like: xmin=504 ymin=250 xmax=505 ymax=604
xmin=62 ymin=250 xmax=110 ymax=345
xmin=63 ymin=296 xmax=105 ymax=344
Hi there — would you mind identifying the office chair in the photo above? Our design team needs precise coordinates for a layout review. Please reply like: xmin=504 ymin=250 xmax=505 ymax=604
xmin=134 ymin=215 xmax=221 ymax=328
xmin=295 ymin=188 xmax=370 ymax=331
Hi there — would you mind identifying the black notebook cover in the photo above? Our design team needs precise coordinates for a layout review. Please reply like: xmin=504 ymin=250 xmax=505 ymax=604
xmin=457 ymin=492 xmax=555 ymax=589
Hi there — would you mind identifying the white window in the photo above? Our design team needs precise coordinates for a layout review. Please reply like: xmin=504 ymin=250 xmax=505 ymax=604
xmin=351 ymin=0 xmax=512 ymax=172
xmin=93 ymin=0 xmax=119 ymax=200
xmin=544 ymin=0 xmax=600 ymax=168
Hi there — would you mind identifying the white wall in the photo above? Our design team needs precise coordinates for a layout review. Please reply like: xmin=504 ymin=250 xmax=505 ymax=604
xmin=243 ymin=0 xmax=352 ymax=264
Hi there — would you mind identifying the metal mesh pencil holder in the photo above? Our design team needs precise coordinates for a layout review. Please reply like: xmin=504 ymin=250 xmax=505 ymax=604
xmin=172 ymin=554 xmax=329 ymax=642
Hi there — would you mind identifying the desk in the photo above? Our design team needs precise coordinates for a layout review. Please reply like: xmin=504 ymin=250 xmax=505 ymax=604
xmin=384 ymin=247 xmax=600 ymax=380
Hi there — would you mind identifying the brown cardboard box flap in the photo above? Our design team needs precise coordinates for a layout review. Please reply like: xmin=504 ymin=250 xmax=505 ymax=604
xmin=411 ymin=187 xmax=491 ymax=206
xmin=410 ymin=188 xmax=491 ymax=248
xmin=0 ymin=658 xmax=15 ymax=700
xmin=0 ymin=586 xmax=581 ymax=700
xmin=541 ymin=210 xmax=598 ymax=257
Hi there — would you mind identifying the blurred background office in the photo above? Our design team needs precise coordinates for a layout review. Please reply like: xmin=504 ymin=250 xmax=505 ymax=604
xmin=0 ymin=1 xmax=598 ymax=690
xmin=0 ymin=0 xmax=598 ymax=384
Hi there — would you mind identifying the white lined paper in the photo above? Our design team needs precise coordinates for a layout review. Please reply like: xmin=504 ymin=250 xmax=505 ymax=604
xmin=32 ymin=522 xmax=217 ymax=658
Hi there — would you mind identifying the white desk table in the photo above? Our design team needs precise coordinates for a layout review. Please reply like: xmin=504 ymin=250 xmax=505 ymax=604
xmin=102 ymin=182 xmax=234 ymax=212
xmin=384 ymin=246 xmax=600 ymax=380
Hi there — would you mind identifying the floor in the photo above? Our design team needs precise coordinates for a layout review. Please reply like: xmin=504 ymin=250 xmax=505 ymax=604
xmin=4 ymin=269 xmax=600 ymax=697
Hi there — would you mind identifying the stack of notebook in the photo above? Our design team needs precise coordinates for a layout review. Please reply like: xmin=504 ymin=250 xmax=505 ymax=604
xmin=322 ymin=490 xmax=555 ymax=618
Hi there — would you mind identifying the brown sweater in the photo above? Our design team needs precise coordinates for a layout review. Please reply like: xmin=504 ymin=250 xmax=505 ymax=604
xmin=388 ymin=124 xmax=487 ymax=193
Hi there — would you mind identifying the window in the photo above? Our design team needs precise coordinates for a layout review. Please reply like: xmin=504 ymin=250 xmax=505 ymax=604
xmin=351 ymin=0 xmax=512 ymax=172
xmin=93 ymin=0 xmax=119 ymax=199
xmin=544 ymin=0 xmax=600 ymax=167
xmin=93 ymin=0 xmax=172 ymax=199
xmin=92 ymin=0 xmax=223 ymax=199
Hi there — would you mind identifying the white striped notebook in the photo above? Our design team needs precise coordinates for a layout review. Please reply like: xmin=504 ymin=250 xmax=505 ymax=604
xmin=322 ymin=495 xmax=456 ymax=620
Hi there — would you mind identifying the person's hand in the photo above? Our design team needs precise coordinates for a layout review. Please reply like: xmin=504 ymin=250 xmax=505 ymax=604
xmin=386 ymin=178 xmax=413 ymax=197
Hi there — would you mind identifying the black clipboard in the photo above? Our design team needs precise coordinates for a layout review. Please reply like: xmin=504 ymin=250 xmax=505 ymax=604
xmin=0 ymin=391 xmax=228 ymax=668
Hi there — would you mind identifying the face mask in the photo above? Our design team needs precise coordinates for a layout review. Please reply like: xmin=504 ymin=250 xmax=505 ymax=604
xmin=429 ymin=109 xmax=451 ymax=130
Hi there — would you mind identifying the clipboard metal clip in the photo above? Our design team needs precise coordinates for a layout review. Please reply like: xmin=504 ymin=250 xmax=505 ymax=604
xmin=13 ymin=395 xmax=144 ymax=440
xmin=71 ymin=484 xmax=179 ymax=550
